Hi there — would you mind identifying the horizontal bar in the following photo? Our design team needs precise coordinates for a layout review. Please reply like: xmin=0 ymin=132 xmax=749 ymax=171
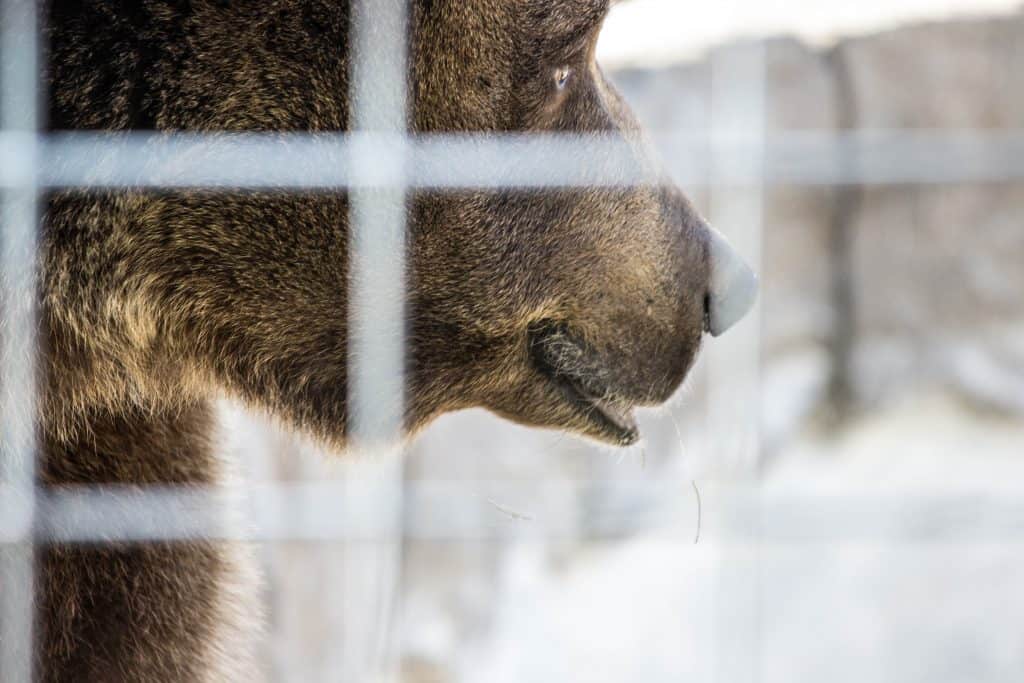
xmin=0 ymin=130 xmax=1022 ymax=189
xmin=3 ymin=482 xmax=1024 ymax=543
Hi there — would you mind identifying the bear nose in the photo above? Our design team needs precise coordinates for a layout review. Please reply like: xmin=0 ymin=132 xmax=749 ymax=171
xmin=705 ymin=228 xmax=758 ymax=337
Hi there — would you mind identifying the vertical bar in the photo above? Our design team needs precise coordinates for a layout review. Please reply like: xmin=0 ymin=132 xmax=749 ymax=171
xmin=349 ymin=0 xmax=406 ymax=448
xmin=705 ymin=43 xmax=765 ymax=476
xmin=345 ymin=1 xmax=407 ymax=680
xmin=705 ymin=41 xmax=766 ymax=683
xmin=0 ymin=1 xmax=38 ymax=681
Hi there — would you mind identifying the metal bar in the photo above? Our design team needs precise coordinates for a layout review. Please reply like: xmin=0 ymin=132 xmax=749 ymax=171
xmin=2 ymin=482 xmax=1022 ymax=543
xmin=705 ymin=42 xmax=767 ymax=683
xmin=0 ymin=1 xmax=38 ymax=681
xmin=2 ymin=130 xmax=1023 ymax=189
xmin=343 ymin=1 xmax=409 ymax=680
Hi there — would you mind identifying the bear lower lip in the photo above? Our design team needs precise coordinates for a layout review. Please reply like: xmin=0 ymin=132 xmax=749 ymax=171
xmin=586 ymin=397 xmax=639 ymax=445
xmin=555 ymin=376 xmax=640 ymax=446
xmin=527 ymin=321 xmax=639 ymax=445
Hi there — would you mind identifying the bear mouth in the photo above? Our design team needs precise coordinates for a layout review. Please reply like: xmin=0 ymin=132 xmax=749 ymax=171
xmin=528 ymin=321 xmax=640 ymax=446
xmin=550 ymin=373 xmax=640 ymax=446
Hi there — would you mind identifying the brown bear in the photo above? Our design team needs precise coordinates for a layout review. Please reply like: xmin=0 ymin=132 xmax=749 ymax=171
xmin=7 ymin=0 xmax=756 ymax=680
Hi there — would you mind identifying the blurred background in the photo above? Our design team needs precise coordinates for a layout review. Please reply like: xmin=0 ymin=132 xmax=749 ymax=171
xmin=226 ymin=1 xmax=1024 ymax=680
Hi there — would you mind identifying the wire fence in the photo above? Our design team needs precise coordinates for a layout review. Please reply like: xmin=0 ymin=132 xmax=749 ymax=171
xmin=2 ymin=1 xmax=1022 ymax=682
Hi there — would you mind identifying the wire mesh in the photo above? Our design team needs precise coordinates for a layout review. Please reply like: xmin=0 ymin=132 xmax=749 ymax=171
xmin=1 ymin=2 xmax=1022 ymax=682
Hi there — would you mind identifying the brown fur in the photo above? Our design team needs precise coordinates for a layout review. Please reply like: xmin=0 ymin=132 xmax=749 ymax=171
xmin=9 ymin=1 xmax=718 ymax=680
xmin=37 ymin=402 xmax=257 ymax=682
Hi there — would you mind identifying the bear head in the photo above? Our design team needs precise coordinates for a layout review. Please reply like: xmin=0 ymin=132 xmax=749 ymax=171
xmin=404 ymin=0 xmax=757 ymax=445
xmin=41 ymin=0 xmax=756 ymax=449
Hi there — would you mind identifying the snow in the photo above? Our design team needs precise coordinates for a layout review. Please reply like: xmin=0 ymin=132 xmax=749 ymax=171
xmin=454 ymin=392 xmax=1024 ymax=682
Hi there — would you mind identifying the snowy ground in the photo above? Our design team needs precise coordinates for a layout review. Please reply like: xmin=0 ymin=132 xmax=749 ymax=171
xmin=452 ymin=392 xmax=1024 ymax=682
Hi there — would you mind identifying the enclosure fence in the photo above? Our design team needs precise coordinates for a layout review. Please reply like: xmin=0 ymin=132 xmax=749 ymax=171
xmin=1 ymin=1 xmax=39 ymax=681
xmin=2 ymin=1 xmax=1024 ymax=682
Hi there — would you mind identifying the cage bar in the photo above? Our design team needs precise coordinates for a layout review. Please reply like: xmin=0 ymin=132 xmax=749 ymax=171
xmin=705 ymin=41 xmax=767 ymax=683
xmin=342 ymin=0 xmax=409 ymax=680
xmin=1 ymin=130 xmax=1022 ymax=190
xmin=10 ymin=481 xmax=1024 ymax=543
xmin=0 ymin=1 xmax=38 ymax=681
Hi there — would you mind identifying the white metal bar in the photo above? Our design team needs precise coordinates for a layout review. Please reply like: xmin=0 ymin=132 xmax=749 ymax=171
xmin=3 ymin=130 xmax=1023 ymax=189
xmin=343 ymin=1 xmax=408 ymax=680
xmin=0 ymin=1 xmax=38 ymax=681
xmin=705 ymin=42 xmax=767 ymax=683
xmin=3 ymin=482 xmax=1023 ymax=543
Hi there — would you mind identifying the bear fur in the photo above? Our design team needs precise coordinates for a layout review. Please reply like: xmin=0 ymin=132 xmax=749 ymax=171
xmin=6 ymin=1 xmax=728 ymax=680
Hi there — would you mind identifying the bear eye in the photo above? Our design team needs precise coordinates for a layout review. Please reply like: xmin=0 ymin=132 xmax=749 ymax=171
xmin=554 ymin=66 xmax=572 ymax=90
